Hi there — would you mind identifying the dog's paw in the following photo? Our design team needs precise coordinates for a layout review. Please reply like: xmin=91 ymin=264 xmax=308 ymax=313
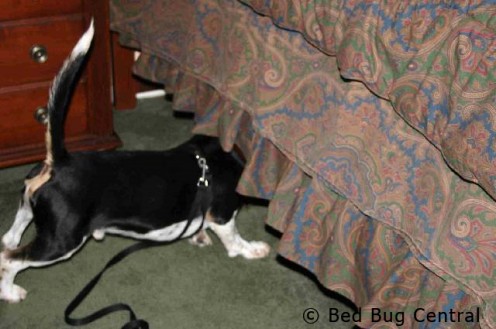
xmin=229 ymin=240 xmax=271 ymax=259
xmin=188 ymin=231 xmax=213 ymax=248
xmin=0 ymin=284 xmax=27 ymax=303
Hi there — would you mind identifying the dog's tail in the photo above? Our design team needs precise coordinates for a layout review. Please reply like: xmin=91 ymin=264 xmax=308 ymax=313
xmin=45 ymin=20 xmax=94 ymax=165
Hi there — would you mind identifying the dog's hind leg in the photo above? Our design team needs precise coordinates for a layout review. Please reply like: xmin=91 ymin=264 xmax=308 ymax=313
xmin=208 ymin=210 xmax=270 ymax=259
xmin=188 ymin=230 xmax=213 ymax=247
xmin=2 ymin=194 xmax=33 ymax=250
xmin=0 ymin=236 xmax=87 ymax=303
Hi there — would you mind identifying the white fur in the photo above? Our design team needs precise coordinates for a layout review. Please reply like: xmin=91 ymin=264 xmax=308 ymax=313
xmin=71 ymin=19 xmax=94 ymax=59
xmin=0 ymin=210 xmax=270 ymax=303
xmin=0 ymin=238 xmax=87 ymax=303
xmin=94 ymin=211 xmax=270 ymax=260
xmin=47 ymin=19 xmax=94 ymax=112
xmin=208 ymin=211 xmax=271 ymax=259
xmin=2 ymin=193 xmax=33 ymax=249
xmin=0 ymin=18 xmax=272 ymax=305
xmin=92 ymin=216 xmax=205 ymax=242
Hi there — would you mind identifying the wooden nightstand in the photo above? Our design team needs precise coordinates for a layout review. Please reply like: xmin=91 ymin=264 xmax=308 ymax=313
xmin=0 ymin=0 xmax=121 ymax=168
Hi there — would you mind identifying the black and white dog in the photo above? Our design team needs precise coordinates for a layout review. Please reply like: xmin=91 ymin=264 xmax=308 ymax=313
xmin=0 ymin=21 xmax=269 ymax=303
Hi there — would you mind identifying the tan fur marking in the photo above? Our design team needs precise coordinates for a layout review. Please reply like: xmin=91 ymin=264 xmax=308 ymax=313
xmin=4 ymin=243 xmax=32 ymax=260
xmin=45 ymin=121 xmax=53 ymax=166
xmin=25 ymin=163 xmax=51 ymax=197
xmin=24 ymin=119 xmax=53 ymax=197
xmin=205 ymin=210 xmax=215 ymax=223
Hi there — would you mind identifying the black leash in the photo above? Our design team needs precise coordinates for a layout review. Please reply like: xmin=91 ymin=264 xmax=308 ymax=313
xmin=65 ymin=154 xmax=211 ymax=329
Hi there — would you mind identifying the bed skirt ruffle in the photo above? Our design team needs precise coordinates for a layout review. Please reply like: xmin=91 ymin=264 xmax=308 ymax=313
xmin=111 ymin=1 xmax=495 ymax=327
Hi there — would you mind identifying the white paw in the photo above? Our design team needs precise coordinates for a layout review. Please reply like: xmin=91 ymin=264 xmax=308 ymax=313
xmin=229 ymin=240 xmax=271 ymax=259
xmin=188 ymin=231 xmax=213 ymax=248
xmin=0 ymin=284 xmax=27 ymax=303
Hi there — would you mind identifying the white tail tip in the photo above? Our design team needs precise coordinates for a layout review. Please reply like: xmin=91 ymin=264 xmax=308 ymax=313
xmin=71 ymin=19 xmax=95 ymax=59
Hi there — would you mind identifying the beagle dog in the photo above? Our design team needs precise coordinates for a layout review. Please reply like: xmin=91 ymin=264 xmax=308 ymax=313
xmin=0 ymin=21 xmax=270 ymax=303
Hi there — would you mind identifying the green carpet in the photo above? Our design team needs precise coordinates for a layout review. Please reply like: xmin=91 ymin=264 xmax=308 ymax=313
xmin=0 ymin=97 xmax=356 ymax=328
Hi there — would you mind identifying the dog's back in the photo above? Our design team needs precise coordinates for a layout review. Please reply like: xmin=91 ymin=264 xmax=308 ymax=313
xmin=0 ymin=21 xmax=268 ymax=305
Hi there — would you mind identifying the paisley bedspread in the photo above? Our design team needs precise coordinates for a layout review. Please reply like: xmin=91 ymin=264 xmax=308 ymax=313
xmin=110 ymin=1 xmax=496 ymax=328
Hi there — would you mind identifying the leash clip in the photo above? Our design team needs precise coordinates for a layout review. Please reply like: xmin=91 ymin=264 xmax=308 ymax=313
xmin=196 ymin=155 xmax=209 ymax=187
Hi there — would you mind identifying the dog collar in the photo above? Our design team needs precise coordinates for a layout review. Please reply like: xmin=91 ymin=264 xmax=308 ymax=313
xmin=195 ymin=154 xmax=209 ymax=187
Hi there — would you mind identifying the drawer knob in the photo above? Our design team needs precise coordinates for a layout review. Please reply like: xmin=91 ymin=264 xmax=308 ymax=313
xmin=34 ymin=107 xmax=48 ymax=125
xmin=30 ymin=45 xmax=48 ymax=63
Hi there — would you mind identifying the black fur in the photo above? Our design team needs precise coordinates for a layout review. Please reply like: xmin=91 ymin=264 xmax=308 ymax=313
xmin=20 ymin=135 xmax=243 ymax=262
xmin=0 ymin=22 xmax=270 ymax=305
xmin=10 ymin=24 xmax=244 ymax=263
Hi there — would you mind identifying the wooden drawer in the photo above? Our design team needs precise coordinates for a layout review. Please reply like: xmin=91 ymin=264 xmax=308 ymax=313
xmin=0 ymin=82 xmax=88 ymax=149
xmin=0 ymin=0 xmax=82 ymax=22
xmin=0 ymin=0 xmax=121 ymax=168
xmin=0 ymin=16 xmax=83 ymax=88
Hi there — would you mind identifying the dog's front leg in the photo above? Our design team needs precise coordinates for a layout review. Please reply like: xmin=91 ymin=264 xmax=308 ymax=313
xmin=208 ymin=210 xmax=270 ymax=259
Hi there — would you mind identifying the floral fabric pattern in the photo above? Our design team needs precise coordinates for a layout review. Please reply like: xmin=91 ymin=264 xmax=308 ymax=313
xmin=111 ymin=0 xmax=496 ymax=328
